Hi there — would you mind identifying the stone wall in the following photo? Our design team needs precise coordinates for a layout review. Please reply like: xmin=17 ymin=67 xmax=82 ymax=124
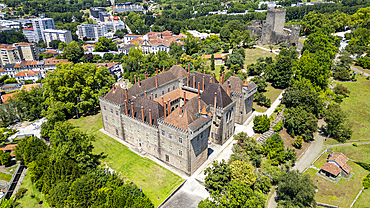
xmin=209 ymin=100 xmax=236 ymax=145
xmin=189 ymin=120 xmax=211 ymax=174
xmin=99 ymin=97 xmax=125 ymax=140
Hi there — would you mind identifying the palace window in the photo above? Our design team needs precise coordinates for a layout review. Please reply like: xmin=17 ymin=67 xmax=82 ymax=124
xmin=165 ymin=154 xmax=169 ymax=162
xmin=169 ymin=145 xmax=172 ymax=151
xmin=173 ymin=86 xmax=175 ymax=90
xmin=105 ymin=116 xmax=107 ymax=120
xmin=162 ymin=130 xmax=165 ymax=136
xmin=179 ymin=137 xmax=183 ymax=143
xmin=115 ymin=129 xmax=118 ymax=135
xmin=162 ymin=142 xmax=165 ymax=148
xmin=168 ymin=88 xmax=170 ymax=92
xmin=110 ymin=109 xmax=113 ymax=113
xmin=103 ymin=106 xmax=106 ymax=110
xmin=179 ymin=150 xmax=183 ymax=156
xmin=168 ymin=133 xmax=172 ymax=139
xmin=116 ymin=110 xmax=119 ymax=115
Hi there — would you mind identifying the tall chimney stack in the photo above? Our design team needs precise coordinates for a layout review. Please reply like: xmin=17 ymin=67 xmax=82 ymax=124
xmin=203 ymin=69 xmax=205 ymax=74
xmin=193 ymin=74 xmax=195 ymax=88
xmin=155 ymin=75 xmax=158 ymax=88
xmin=162 ymin=65 xmax=165 ymax=72
xmin=222 ymin=71 xmax=225 ymax=84
xmin=213 ymin=72 xmax=215 ymax=79
xmin=168 ymin=98 xmax=171 ymax=114
xmin=179 ymin=105 xmax=183 ymax=117
xmin=138 ymin=77 xmax=141 ymax=87
xmin=164 ymin=101 xmax=167 ymax=117
xmin=156 ymin=68 xmax=158 ymax=75
xmin=183 ymin=90 xmax=186 ymax=105
xmin=145 ymin=72 xmax=148 ymax=79
xmin=134 ymin=75 xmax=137 ymax=84
xmin=125 ymin=100 xmax=128 ymax=115
xmin=214 ymin=92 xmax=217 ymax=109
xmin=198 ymin=82 xmax=200 ymax=96
xmin=149 ymin=109 xmax=152 ymax=125
xmin=202 ymin=76 xmax=205 ymax=91
xmin=187 ymin=72 xmax=189 ymax=87
xmin=141 ymin=106 xmax=144 ymax=122
xmin=210 ymin=77 xmax=213 ymax=83
xmin=144 ymin=91 xmax=147 ymax=98
xmin=125 ymin=89 xmax=128 ymax=102
xmin=198 ymin=96 xmax=201 ymax=113
xmin=233 ymin=71 xmax=235 ymax=76
xmin=227 ymin=84 xmax=231 ymax=96
xmin=131 ymin=102 xmax=134 ymax=118
xmin=197 ymin=68 xmax=199 ymax=73
xmin=151 ymin=93 xmax=153 ymax=100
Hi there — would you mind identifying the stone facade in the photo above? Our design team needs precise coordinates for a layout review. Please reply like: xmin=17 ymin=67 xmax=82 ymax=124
xmin=248 ymin=9 xmax=301 ymax=47
xmin=99 ymin=65 xmax=257 ymax=175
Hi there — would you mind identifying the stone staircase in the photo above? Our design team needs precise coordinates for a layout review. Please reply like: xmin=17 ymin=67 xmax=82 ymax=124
xmin=257 ymin=108 xmax=285 ymax=144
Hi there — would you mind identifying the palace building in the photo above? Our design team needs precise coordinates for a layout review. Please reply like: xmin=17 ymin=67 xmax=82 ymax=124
xmin=99 ymin=65 xmax=257 ymax=175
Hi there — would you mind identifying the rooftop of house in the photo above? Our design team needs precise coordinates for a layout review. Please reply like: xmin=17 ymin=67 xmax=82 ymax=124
xmin=95 ymin=62 xmax=120 ymax=69
xmin=44 ymin=58 xmax=70 ymax=66
xmin=119 ymin=44 xmax=134 ymax=50
xmin=328 ymin=152 xmax=349 ymax=168
xmin=1 ymin=92 xmax=17 ymax=104
xmin=203 ymin=54 xmax=226 ymax=59
xmin=320 ymin=162 xmax=341 ymax=176
xmin=14 ymin=71 xmax=41 ymax=77
xmin=21 ymin=83 xmax=41 ymax=92
xmin=17 ymin=42 xmax=35 ymax=46
xmin=154 ymin=88 xmax=198 ymax=104
xmin=43 ymin=49 xmax=59 ymax=54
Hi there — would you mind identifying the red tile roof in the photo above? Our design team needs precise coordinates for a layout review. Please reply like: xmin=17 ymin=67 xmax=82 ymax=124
xmin=23 ymin=27 xmax=34 ymax=31
xmin=43 ymin=49 xmax=59 ymax=54
xmin=14 ymin=71 xmax=41 ymax=77
xmin=4 ymin=144 xmax=17 ymax=151
xmin=1 ymin=92 xmax=17 ymax=104
xmin=328 ymin=153 xmax=349 ymax=168
xmin=342 ymin=164 xmax=352 ymax=174
xmin=21 ymin=83 xmax=41 ymax=92
xmin=95 ymin=62 xmax=119 ymax=69
xmin=17 ymin=42 xmax=35 ymax=46
xmin=203 ymin=54 xmax=226 ymax=59
xmin=321 ymin=162 xmax=341 ymax=176
xmin=44 ymin=58 xmax=70 ymax=66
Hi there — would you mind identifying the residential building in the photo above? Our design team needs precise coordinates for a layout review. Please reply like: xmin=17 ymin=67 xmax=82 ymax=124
xmin=43 ymin=29 xmax=73 ymax=45
xmin=99 ymin=65 xmax=257 ymax=175
xmin=320 ymin=152 xmax=352 ymax=179
xmin=14 ymin=71 xmax=42 ymax=83
xmin=203 ymin=54 xmax=227 ymax=65
xmin=118 ymin=44 xmax=134 ymax=55
xmin=82 ymin=44 xmax=95 ymax=52
xmin=95 ymin=62 xmax=122 ymax=74
xmin=123 ymin=34 xmax=142 ymax=44
xmin=100 ymin=21 xmax=126 ymax=33
xmin=113 ymin=3 xmax=143 ymax=13
xmin=14 ymin=42 xmax=38 ymax=61
xmin=31 ymin=18 xmax=55 ymax=41
xmin=77 ymin=24 xmax=107 ymax=40
xmin=90 ymin=7 xmax=105 ymax=18
xmin=99 ymin=11 xmax=110 ymax=22
xmin=22 ymin=27 xmax=38 ymax=43
xmin=0 ymin=83 xmax=22 ymax=93
xmin=43 ymin=58 xmax=70 ymax=72
xmin=0 ymin=44 xmax=20 ymax=65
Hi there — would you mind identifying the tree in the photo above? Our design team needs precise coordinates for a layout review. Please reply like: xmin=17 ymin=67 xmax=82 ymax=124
xmin=15 ymin=136 xmax=49 ymax=165
xmin=204 ymin=160 xmax=231 ymax=194
xmin=252 ymin=76 xmax=267 ymax=92
xmin=277 ymin=171 xmax=316 ymax=207
xmin=169 ymin=41 xmax=184 ymax=60
xmin=63 ymin=41 xmax=84 ymax=63
xmin=103 ymin=53 xmax=114 ymax=61
xmin=230 ymin=160 xmax=256 ymax=186
xmin=282 ymin=87 xmax=324 ymax=117
xmin=0 ymin=151 xmax=12 ymax=166
xmin=284 ymin=107 xmax=318 ymax=141
xmin=4 ymin=78 xmax=17 ymax=84
xmin=210 ymin=54 xmax=215 ymax=71
xmin=270 ymin=48 xmax=296 ymax=88
xmin=324 ymin=105 xmax=353 ymax=142
xmin=49 ymin=40 xmax=62 ymax=49
xmin=253 ymin=115 xmax=270 ymax=133
xmin=36 ymin=39 xmax=47 ymax=48
xmin=94 ymin=37 xmax=118 ymax=52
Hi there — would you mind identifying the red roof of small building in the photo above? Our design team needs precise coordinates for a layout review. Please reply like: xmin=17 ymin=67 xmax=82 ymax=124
xmin=1 ymin=93 xmax=17 ymax=104
xmin=43 ymin=49 xmax=59 ymax=54
xmin=44 ymin=58 xmax=70 ymax=66
xmin=95 ymin=62 xmax=119 ymax=69
xmin=23 ymin=27 xmax=34 ymax=31
xmin=17 ymin=42 xmax=35 ymax=46
xmin=321 ymin=162 xmax=341 ymax=176
xmin=14 ymin=71 xmax=41 ymax=77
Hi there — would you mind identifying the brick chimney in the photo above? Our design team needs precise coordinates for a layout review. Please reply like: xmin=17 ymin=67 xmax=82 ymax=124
xmin=156 ymin=68 xmax=158 ymax=75
xmin=151 ymin=93 xmax=153 ymax=100
xmin=145 ymin=72 xmax=148 ymax=79
xmin=125 ymin=89 xmax=128 ymax=102
xmin=141 ymin=106 xmax=144 ymax=122
xmin=210 ymin=77 xmax=213 ymax=83
xmin=183 ymin=90 xmax=186 ymax=105
xmin=155 ymin=74 xmax=158 ymax=88
xmin=144 ymin=91 xmax=147 ymax=98
xmin=149 ymin=109 xmax=152 ymax=125
xmin=222 ymin=71 xmax=225 ymax=84
xmin=125 ymin=100 xmax=128 ymax=115
xmin=138 ymin=77 xmax=141 ymax=87
xmin=162 ymin=65 xmax=165 ymax=72
xmin=233 ymin=71 xmax=235 ymax=76
xmin=213 ymin=72 xmax=215 ymax=79
xmin=203 ymin=69 xmax=205 ymax=74
xmin=164 ymin=101 xmax=167 ymax=117
xmin=214 ymin=92 xmax=217 ymax=109
xmin=197 ymin=68 xmax=199 ymax=72
xmin=168 ymin=98 xmax=171 ymax=114
xmin=227 ymin=83 xmax=231 ymax=96
xmin=198 ymin=96 xmax=201 ymax=113
xmin=179 ymin=105 xmax=183 ymax=117
xmin=161 ymin=96 xmax=164 ymax=107
xmin=197 ymin=82 xmax=200 ymax=96
xmin=134 ymin=75 xmax=137 ymax=84
xmin=187 ymin=72 xmax=189 ymax=87
xmin=202 ymin=76 xmax=205 ymax=91
xmin=131 ymin=102 xmax=134 ymax=118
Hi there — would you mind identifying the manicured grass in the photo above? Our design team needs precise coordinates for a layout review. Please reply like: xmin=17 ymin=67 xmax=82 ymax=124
xmin=330 ymin=144 xmax=370 ymax=162
xmin=338 ymin=76 xmax=370 ymax=141
xmin=244 ymin=48 xmax=276 ymax=67
xmin=353 ymin=188 xmax=370 ymax=208
xmin=253 ymin=82 xmax=283 ymax=113
xmin=0 ymin=171 xmax=12 ymax=182
xmin=313 ymin=152 xmax=330 ymax=169
xmin=17 ymin=172 xmax=50 ymax=208
xmin=69 ymin=113 xmax=184 ymax=207
xmin=305 ymin=161 xmax=369 ymax=207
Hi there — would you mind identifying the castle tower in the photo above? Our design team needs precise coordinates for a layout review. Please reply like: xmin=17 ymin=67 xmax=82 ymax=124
xmin=266 ymin=9 xmax=286 ymax=34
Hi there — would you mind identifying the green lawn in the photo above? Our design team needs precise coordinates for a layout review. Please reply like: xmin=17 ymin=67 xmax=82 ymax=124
xmin=338 ymin=76 xmax=370 ymax=141
xmin=69 ymin=113 xmax=184 ymax=207
xmin=313 ymin=152 xmax=330 ymax=169
xmin=330 ymin=144 xmax=370 ymax=162
xmin=244 ymin=48 xmax=276 ymax=67
xmin=17 ymin=173 xmax=50 ymax=208
xmin=305 ymin=161 xmax=368 ymax=207
xmin=353 ymin=188 xmax=370 ymax=208
xmin=253 ymin=82 xmax=283 ymax=112
xmin=0 ymin=171 xmax=12 ymax=182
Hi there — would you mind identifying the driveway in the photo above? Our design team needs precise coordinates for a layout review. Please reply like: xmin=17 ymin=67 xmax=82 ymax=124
xmin=350 ymin=65 xmax=370 ymax=77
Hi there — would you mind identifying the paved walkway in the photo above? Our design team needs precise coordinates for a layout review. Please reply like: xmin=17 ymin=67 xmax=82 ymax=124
xmin=254 ymin=45 xmax=280 ymax=55
xmin=327 ymin=141 xmax=370 ymax=148
xmin=350 ymin=65 xmax=370 ymax=77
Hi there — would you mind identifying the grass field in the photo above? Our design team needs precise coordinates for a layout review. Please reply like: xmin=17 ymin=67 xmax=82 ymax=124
xmin=253 ymin=82 xmax=283 ymax=112
xmin=244 ymin=48 xmax=276 ymax=67
xmin=69 ymin=113 xmax=184 ymax=207
xmin=305 ymin=143 xmax=370 ymax=207
xmin=305 ymin=161 xmax=368 ymax=207
xmin=0 ymin=171 xmax=12 ymax=182
xmin=17 ymin=173 xmax=50 ymax=208
xmin=337 ymin=76 xmax=370 ymax=141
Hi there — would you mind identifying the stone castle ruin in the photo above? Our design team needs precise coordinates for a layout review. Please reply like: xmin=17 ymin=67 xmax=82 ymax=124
xmin=248 ymin=9 xmax=301 ymax=46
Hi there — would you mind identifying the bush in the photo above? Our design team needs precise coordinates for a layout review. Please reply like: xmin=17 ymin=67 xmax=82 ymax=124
xmin=14 ymin=187 xmax=27 ymax=199
xmin=31 ymin=194 xmax=35 ymax=198
xmin=273 ymin=121 xmax=283 ymax=132
xmin=353 ymin=142 xmax=358 ymax=147
xmin=363 ymin=174 xmax=370 ymax=189
xmin=292 ymin=136 xmax=303 ymax=149
xmin=253 ymin=115 xmax=271 ymax=133
xmin=264 ymin=98 xmax=271 ymax=108
xmin=24 ymin=80 xmax=33 ymax=84
xmin=4 ymin=78 xmax=18 ymax=84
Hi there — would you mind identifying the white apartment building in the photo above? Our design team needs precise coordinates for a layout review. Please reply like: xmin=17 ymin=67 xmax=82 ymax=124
xmin=14 ymin=42 xmax=38 ymax=61
xmin=77 ymin=24 xmax=107 ymax=41
xmin=43 ymin=29 xmax=73 ymax=46
xmin=0 ymin=44 xmax=20 ymax=65
xmin=31 ymin=18 xmax=55 ymax=41
xmin=100 ymin=21 xmax=126 ymax=33
xmin=14 ymin=71 xmax=42 ymax=83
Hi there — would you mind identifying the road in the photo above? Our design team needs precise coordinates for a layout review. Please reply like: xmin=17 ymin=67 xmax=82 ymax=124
xmin=350 ymin=65 xmax=370 ymax=77
xmin=267 ymin=119 xmax=326 ymax=208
